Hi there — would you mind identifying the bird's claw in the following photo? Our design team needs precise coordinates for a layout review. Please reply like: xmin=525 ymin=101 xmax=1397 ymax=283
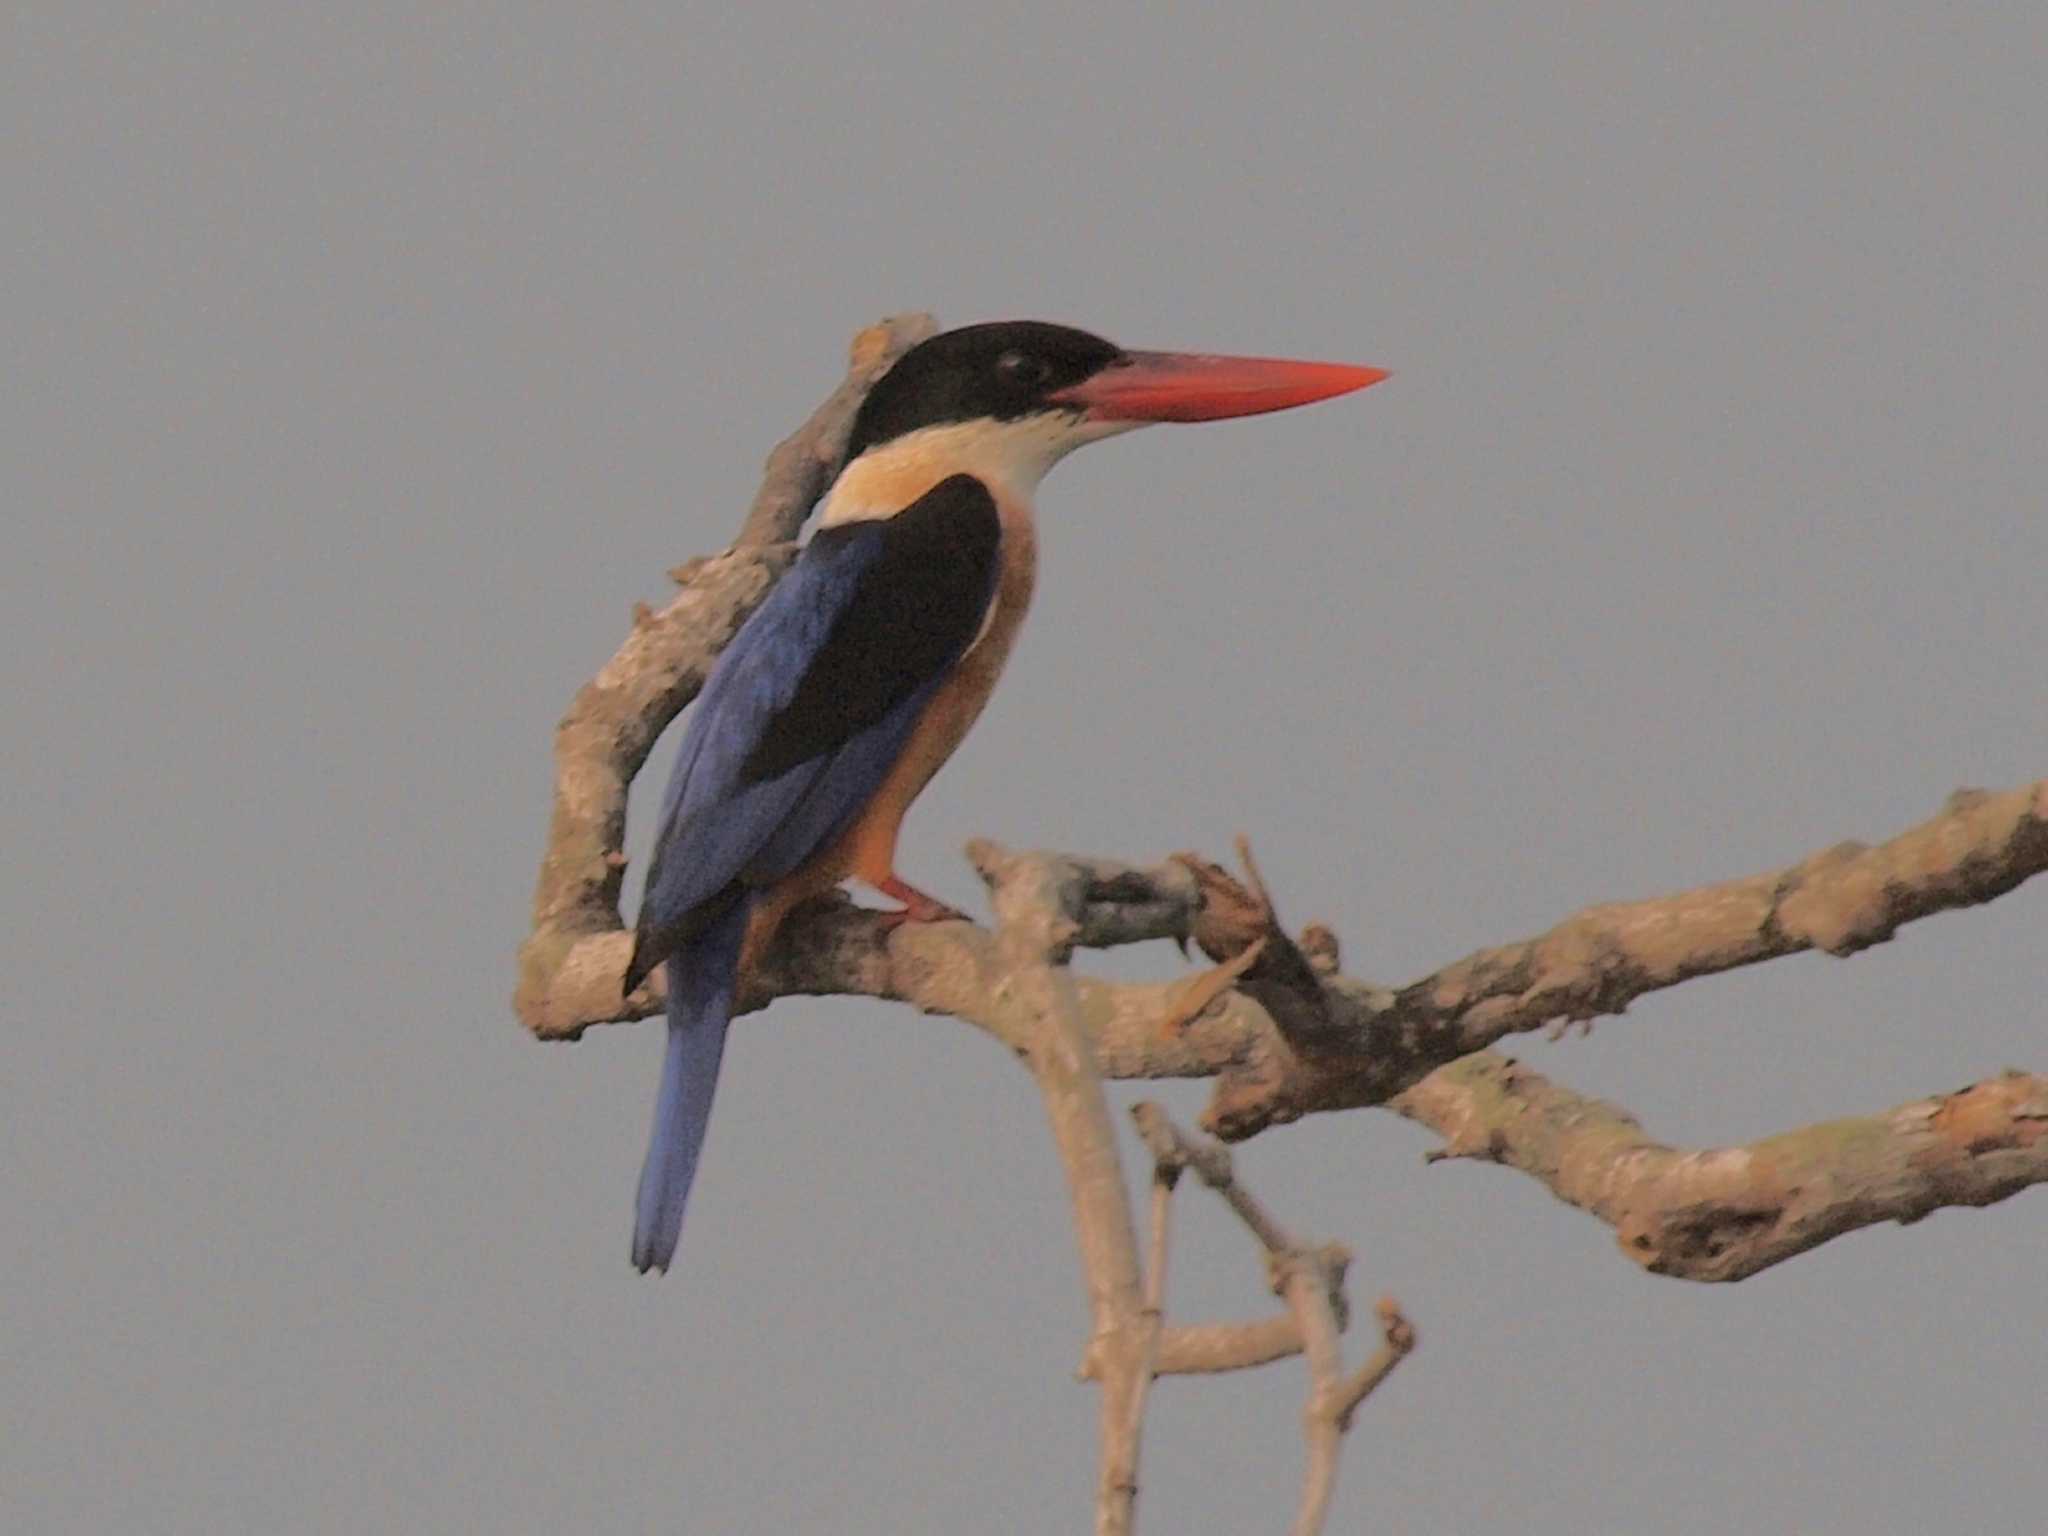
xmin=875 ymin=875 xmax=970 ymax=927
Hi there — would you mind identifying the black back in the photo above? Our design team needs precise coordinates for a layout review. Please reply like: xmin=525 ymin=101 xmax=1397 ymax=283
xmin=740 ymin=473 xmax=1003 ymax=782
xmin=845 ymin=321 xmax=1124 ymax=459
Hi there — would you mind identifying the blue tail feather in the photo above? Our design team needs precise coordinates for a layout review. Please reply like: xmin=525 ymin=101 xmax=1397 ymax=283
xmin=632 ymin=899 xmax=749 ymax=1273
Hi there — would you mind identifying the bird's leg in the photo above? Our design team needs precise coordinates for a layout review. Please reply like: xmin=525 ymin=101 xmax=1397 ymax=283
xmin=873 ymin=874 xmax=970 ymax=927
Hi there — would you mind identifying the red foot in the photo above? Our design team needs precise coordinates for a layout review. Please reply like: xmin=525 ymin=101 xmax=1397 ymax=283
xmin=875 ymin=874 xmax=969 ymax=927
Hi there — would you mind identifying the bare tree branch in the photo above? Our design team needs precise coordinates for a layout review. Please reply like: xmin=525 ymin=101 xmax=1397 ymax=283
xmin=1392 ymin=1052 xmax=2048 ymax=1280
xmin=519 ymin=777 xmax=2048 ymax=1277
xmin=1333 ymin=1299 xmax=1417 ymax=1432
xmin=522 ymin=784 xmax=2047 ymax=1129
xmin=1121 ymin=1134 xmax=1174 ymax=1515
xmin=1124 ymin=1104 xmax=1311 ymax=1380
xmin=968 ymin=841 xmax=1149 ymax=1536
xmin=1130 ymin=1106 xmax=1413 ymax=1536
xmin=1163 ymin=790 xmax=2048 ymax=1137
xmin=1150 ymin=1316 xmax=1307 ymax=1375
xmin=732 ymin=313 xmax=942 ymax=549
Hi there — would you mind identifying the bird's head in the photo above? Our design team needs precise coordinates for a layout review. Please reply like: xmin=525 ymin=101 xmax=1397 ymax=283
xmin=822 ymin=321 xmax=1387 ymax=524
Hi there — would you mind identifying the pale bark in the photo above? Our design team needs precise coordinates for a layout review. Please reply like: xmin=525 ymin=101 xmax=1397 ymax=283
xmin=1394 ymin=1053 xmax=2048 ymax=1281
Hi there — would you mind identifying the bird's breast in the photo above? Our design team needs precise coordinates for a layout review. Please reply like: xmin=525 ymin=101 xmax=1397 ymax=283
xmin=962 ymin=490 xmax=1038 ymax=673
xmin=899 ymin=490 xmax=1037 ymax=781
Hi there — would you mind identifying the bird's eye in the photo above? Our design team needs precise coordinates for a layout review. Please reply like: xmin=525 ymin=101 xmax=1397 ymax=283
xmin=995 ymin=350 xmax=1049 ymax=388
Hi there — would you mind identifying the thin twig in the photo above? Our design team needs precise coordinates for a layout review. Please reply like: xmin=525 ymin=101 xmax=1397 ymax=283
xmin=1279 ymin=1246 xmax=1348 ymax=1536
xmin=1150 ymin=1118 xmax=1296 ymax=1257
xmin=1134 ymin=1106 xmax=1413 ymax=1536
xmin=1286 ymin=1292 xmax=1418 ymax=1536
xmin=1151 ymin=1317 xmax=1306 ymax=1374
xmin=1115 ymin=1163 xmax=1173 ymax=1504
xmin=1336 ymin=1300 xmax=1418 ymax=1432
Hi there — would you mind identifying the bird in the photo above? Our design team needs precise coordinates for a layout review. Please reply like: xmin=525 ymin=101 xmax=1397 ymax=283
xmin=621 ymin=320 xmax=1388 ymax=1272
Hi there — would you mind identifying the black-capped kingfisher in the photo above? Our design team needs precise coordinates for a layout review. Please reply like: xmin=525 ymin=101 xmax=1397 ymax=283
xmin=622 ymin=321 xmax=1387 ymax=1271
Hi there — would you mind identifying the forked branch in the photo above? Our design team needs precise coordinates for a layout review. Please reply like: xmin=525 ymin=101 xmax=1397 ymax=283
xmin=973 ymin=846 xmax=1416 ymax=1535
xmin=1130 ymin=1104 xmax=1414 ymax=1536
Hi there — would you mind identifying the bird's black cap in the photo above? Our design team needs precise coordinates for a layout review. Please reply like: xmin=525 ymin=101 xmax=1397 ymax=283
xmin=844 ymin=321 xmax=1124 ymax=460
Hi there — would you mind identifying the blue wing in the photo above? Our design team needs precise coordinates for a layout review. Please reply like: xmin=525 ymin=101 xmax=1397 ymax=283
xmin=629 ymin=473 xmax=1004 ymax=980
xmin=626 ymin=474 xmax=1001 ymax=1271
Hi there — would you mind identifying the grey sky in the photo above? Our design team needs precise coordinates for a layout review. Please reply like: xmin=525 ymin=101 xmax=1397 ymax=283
xmin=7 ymin=5 xmax=2043 ymax=1532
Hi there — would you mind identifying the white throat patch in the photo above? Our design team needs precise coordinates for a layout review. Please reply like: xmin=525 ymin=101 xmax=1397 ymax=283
xmin=817 ymin=414 xmax=1141 ymax=528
